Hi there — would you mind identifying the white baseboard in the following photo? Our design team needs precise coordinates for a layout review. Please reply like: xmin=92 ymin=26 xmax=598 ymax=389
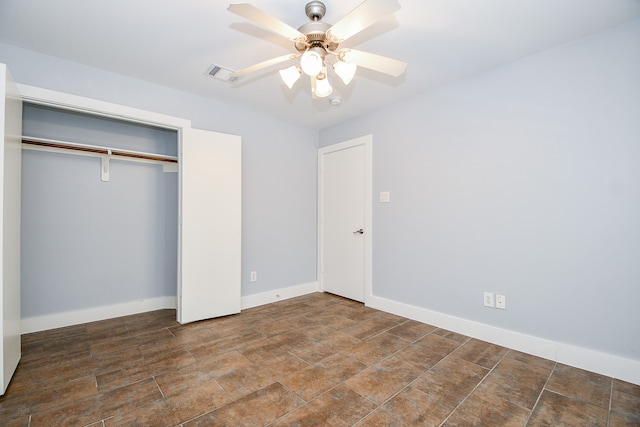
xmin=20 ymin=282 xmax=320 ymax=334
xmin=367 ymin=295 xmax=640 ymax=386
xmin=242 ymin=282 xmax=318 ymax=310
xmin=23 ymin=288 xmax=637 ymax=386
xmin=21 ymin=297 xmax=177 ymax=334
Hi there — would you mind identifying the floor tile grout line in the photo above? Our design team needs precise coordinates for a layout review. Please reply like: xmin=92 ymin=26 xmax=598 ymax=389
xmin=607 ymin=378 xmax=614 ymax=427
xmin=269 ymin=381 xmax=377 ymax=426
xmin=386 ymin=323 xmax=440 ymax=345
xmin=373 ymin=360 xmax=449 ymax=416
xmin=347 ymin=325 xmax=469 ymax=376
xmin=531 ymin=386 xmax=617 ymax=426
xmin=342 ymin=382 xmax=382 ymax=420
xmin=153 ymin=376 xmax=165 ymax=398
xmin=179 ymin=407 xmax=215 ymax=426
xmin=537 ymin=372 xmax=617 ymax=412
xmin=523 ymin=360 xmax=557 ymax=426
xmin=285 ymin=349 xmax=311 ymax=366
xmin=275 ymin=379 xmax=322 ymax=423
xmin=438 ymin=347 xmax=511 ymax=426
xmin=277 ymin=379 xmax=308 ymax=404
xmin=369 ymin=335 xmax=469 ymax=411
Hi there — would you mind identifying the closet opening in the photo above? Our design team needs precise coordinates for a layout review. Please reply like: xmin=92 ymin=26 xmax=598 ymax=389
xmin=20 ymin=103 xmax=179 ymax=325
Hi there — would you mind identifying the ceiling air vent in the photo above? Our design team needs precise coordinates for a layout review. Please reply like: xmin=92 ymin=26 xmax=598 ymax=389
xmin=207 ymin=65 xmax=238 ymax=84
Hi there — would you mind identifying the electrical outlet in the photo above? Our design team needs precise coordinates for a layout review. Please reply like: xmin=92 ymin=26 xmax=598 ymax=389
xmin=483 ymin=292 xmax=495 ymax=308
xmin=250 ymin=271 xmax=257 ymax=282
xmin=496 ymin=294 xmax=506 ymax=309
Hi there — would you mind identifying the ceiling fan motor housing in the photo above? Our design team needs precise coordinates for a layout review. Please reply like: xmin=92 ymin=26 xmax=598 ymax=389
xmin=296 ymin=24 xmax=338 ymax=52
xmin=305 ymin=1 xmax=326 ymax=21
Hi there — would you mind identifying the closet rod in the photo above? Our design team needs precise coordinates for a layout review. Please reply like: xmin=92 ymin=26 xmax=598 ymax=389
xmin=22 ymin=136 xmax=178 ymax=163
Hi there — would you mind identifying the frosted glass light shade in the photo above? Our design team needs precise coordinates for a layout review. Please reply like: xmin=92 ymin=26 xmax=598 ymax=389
xmin=279 ymin=66 xmax=301 ymax=89
xmin=333 ymin=60 xmax=357 ymax=85
xmin=300 ymin=49 xmax=324 ymax=76
xmin=314 ymin=75 xmax=333 ymax=98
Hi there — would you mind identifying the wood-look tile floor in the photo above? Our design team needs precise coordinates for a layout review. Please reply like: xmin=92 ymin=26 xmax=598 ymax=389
xmin=1 ymin=292 xmax=639 ymax=426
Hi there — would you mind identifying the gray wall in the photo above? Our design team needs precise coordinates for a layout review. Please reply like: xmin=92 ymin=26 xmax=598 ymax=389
xmin=0 ymin=42 xmax=318 ymax=318
xmin=3 ymin=18 xmax=638 ymax=364
xmin=21 ymin=105 xmax=178 ymax=317
xmin=320 ymin=20 xmax=640 ymax=361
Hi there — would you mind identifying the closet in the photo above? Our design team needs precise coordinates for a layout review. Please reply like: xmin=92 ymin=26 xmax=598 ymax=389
xmin=0 ymin=66 xmax=242 ymax=395
xmin=21 ymin=104 xmax=180 ymax=322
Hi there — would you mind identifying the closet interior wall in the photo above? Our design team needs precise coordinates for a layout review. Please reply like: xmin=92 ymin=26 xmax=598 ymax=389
xmin=21 ymin=103 xmax=178 ymax=319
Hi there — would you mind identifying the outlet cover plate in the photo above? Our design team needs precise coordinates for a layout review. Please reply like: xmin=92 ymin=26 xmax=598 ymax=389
xmin=483 ymin=292 xmax=495 ymax=307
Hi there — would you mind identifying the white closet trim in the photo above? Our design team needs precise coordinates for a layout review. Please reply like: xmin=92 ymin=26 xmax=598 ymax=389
xmin=17 ymin=84 xmax=189 ymax=181
xmin=17 ymin=84 xmax=191 ymax=130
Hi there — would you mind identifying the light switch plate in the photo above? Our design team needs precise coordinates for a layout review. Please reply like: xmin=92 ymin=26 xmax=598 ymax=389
xmin=380 ymin=192 xmax=390 ymax=202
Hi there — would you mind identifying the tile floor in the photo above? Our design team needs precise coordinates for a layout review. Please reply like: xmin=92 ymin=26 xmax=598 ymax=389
xmin=1 ymin=292 xmax=638 ymax=426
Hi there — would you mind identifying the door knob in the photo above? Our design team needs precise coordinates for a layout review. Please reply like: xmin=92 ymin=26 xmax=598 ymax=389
xmin=353 ymin=228 xmax=364 ymax=235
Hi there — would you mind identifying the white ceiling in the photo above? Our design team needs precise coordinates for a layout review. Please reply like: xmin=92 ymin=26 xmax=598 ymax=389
xmin=1 ymin=0 xmax=639 ymax=128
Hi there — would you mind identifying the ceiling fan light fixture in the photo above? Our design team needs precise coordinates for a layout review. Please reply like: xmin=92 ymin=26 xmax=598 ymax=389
xmin=300 ymin=48 xmax=324 ymax=76
xmin=279 ymin=65 xmax=302 ymax=89
xmin=333 ymin=60 xmax=357 ymax=85
xmin=314 ymin=73 xmax=333 ymax=98
xmin=227 ymin=1 xmax=407 ymax=102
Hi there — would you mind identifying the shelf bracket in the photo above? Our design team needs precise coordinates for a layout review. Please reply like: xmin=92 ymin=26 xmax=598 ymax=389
xmin=101 ymin=150 xmax=111 ymax=182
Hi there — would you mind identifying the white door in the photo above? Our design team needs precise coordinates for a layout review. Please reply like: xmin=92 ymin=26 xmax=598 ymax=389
xmin=178 ymin=128 xmax=241 ymax=324
xmin=318 ymin=136 xmax=372 ymax=302
xmin=1 ymin=64 xmax=22 ymax=395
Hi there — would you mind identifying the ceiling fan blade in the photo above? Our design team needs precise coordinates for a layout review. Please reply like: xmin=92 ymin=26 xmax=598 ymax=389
xmin=228 ymin=3 xmax=305 ymax=41
xmin=341 ymin=49 xmax=407 ymax=77
xmin=327 ymin=0 xmax=400 ymax=43
xmin=230 ymin=54 xmax=300 ymax=78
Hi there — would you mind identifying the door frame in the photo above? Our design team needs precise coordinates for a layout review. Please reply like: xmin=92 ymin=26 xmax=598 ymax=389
xmin=1 ymin=64 xmax=22 ymax=395
xmin=317 ymin=135 xmax=373 ymax=304
xmin=16 ymin=84 xmax=242 ymax=326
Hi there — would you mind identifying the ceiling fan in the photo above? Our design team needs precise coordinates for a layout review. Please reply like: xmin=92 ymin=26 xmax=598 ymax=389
xmin=227 ymin=0 xmax=407 ymax=98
